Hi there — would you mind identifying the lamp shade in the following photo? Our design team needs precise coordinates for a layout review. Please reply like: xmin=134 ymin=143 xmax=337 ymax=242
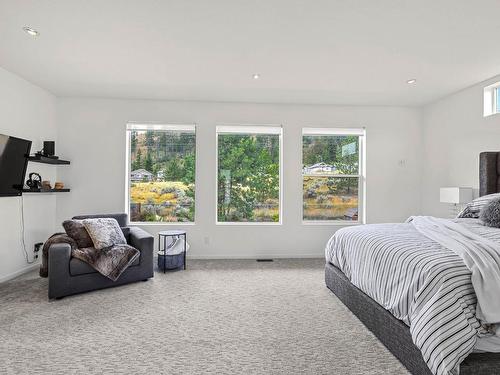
xmin=439 ymin=187 xmax=473 ymax=204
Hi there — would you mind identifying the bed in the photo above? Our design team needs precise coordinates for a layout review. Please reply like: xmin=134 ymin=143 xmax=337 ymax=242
xmin=324 ymin=152 xmax=500 ymax=375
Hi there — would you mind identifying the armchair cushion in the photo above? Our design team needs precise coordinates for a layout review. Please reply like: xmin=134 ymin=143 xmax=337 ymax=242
xmin=70 ymin=251 xmax=140 ymax=276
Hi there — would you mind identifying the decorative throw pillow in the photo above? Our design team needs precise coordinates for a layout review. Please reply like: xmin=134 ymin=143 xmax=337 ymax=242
xmin=82 ymin=218 xmax=127 ymax=250
xmin=457 ymin=193 xmax=500 ymax=219
xmin=62 ymin=220 xmax=94 ymax=248
xmin=479 ymin=198 xmax=500 ymax=228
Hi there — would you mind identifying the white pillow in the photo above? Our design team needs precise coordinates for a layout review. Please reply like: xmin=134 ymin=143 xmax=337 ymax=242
xmin=82 ymin=218 xmax=126 ymax=250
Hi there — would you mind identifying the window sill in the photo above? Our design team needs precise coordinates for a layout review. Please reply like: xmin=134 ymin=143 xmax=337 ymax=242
xmin=484 ymin=111 xmax=500 ymax=118
xmin=302 ymin=220 xmax=363 ymax=226
xmin=215 ymin=221 xmax=282 ymax=226
xmin=129 ymin=222 xmax=196 ymax=226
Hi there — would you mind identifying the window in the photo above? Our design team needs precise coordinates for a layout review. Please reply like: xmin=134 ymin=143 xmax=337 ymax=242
xmin=126 ymin=124 xmax=196 ymax=223
xmin=484 ymin=82 xmax=500 ymax=116
xmin=496 ymin=87 xmax=500 ymax=113
xmin=302 ymin=128 xmax=365 ymax=223
xmin=216 ymin=126 xmax=282 ymax=224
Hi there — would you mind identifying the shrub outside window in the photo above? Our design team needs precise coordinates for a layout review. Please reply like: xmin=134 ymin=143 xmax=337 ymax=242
xmin=126 ymin=123 xmax=196 ymax=223
xmin=216 ymin=125 xmax=282 ymax=224
xmin=302 ymin=128 xmax=365 ymax=223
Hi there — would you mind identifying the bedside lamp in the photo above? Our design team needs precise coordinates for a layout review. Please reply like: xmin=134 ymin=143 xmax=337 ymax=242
xmin=440 ymin=187 xmax=473 ymax=217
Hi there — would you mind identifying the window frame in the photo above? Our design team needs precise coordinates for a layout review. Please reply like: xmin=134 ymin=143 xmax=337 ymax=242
xmin=125 ymin=122 xmax=197 ymax=225
xmin=495 ymin=86 xmax=500 ymax=114
xmin=301 ymin=127 xmax=366 ymax=225
xmin=484 ymin=82 xmax=500 ymax=117
xmin=215 ymin=125 xmax=283 ymax=226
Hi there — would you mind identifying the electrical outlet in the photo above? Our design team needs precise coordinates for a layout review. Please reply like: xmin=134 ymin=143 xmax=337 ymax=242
xmin=203 ymin=236 xmax=210 ymax=246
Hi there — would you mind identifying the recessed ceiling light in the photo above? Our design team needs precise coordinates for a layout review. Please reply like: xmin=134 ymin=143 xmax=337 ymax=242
xmin=22 ymin=26 xmax=39 ymax=37
xmin=252 ymin=74 xmax=260 ymax=80
xmin=407 ymin=78 xmax=417 ymax=84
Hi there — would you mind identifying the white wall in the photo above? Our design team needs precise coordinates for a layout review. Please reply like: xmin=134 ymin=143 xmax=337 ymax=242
xmin=56 ymin=98 xmax=422 ymax=258
xmin=1 ymin=62 xmax=497 ymax=273
xmin=421 ymin=75 xmax=500 ymax=217
xmin=0 ymin=67 xmax=57 ymax=281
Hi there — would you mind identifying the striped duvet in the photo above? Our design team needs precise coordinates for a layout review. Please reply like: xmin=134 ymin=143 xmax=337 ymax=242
xmin=325 ymin=218 xmax=499 ymax=375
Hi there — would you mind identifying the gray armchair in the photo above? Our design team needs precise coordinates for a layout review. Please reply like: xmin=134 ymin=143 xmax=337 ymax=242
xmin=48 ymin=213 xmax=154 ymax=299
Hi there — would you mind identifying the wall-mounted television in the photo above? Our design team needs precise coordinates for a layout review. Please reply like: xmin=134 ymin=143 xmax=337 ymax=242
xmin=0 ymin=134 xmax=32 ymax=196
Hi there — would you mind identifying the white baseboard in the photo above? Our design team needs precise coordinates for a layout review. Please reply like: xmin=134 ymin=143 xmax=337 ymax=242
xmin=187 ymin=254 xmax=323 ymax=260
xmin=0 ymin=255 xmax=321 ymax=282
xmin=0 ymin=263 xmax=39 ymax=283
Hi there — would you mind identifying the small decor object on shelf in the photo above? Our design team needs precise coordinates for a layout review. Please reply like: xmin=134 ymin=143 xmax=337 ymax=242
xmin=34 ymin=141 xmax=57 ymax=159
xmin=26 ymin=172 xmax=42 ymax=190
xmin=158 ymin=230 xmax=188 ymax=272
xmin=41 ymin=180 xmax=52 ymax=190
xmin=42 ymin=141 xmax=55 ymax=157
xmin=54 ymin=182 xmax=64 ymax=190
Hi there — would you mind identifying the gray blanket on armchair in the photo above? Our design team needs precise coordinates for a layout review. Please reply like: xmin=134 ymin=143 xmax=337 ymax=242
xmin=40 ymin=233 xmax=140 ymax=281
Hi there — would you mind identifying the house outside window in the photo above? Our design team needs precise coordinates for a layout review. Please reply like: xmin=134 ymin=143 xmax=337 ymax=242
xmin=126 ymin=123 xmax=196 ymax=223
xmin=130 ymin=169 xmax=154 ymax=182
xmin=216 ymin=125 xmax=282 ymax=224
xmin=302 ymin=128 xmax=365 ymax=224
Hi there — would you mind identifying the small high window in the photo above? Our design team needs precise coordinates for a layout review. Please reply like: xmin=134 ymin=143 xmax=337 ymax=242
xmin=484 ymin=82 xmax=500 ymax=117
xmin=496 ymin=87 xmax=500 ymax=113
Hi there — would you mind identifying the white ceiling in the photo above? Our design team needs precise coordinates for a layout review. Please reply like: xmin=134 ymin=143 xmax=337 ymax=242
xmin=0 ymin=0 xmax=499 ymax=106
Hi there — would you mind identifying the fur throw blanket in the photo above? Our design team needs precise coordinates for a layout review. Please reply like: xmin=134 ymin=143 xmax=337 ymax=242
xmin=40 ymin=233 xmax=140 ymax=281
xmin=40 ymin=233 xmax=75 ymax=277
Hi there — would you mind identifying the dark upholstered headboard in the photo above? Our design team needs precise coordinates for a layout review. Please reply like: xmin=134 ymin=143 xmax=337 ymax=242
xmin=480 ymin=152 xmax=500 ymax=196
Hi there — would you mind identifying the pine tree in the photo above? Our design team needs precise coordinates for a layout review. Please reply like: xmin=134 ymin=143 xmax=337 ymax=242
xmin=145 ymin=131 xmax=155 ymax=147
xmin=166 ymin=158 xmax=182 ymax=180
xmin=131 ymin=132 xmax=137 ymax=153
xmin=159 ymin=132 xmax=168 ymax=161
xmin=144 ymin=152 xmax=153 ymax=172
xmin=133 ymin=148 xmax=143 ymax=170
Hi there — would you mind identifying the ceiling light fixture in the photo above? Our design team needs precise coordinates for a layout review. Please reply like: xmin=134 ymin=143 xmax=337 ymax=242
xmin=22 ymin=26 xmax=39 ymax=37
xmin=252 ymin=74 xmax=260 ymax=80
xmin=407 ymin=78 xmax=417 ymax=84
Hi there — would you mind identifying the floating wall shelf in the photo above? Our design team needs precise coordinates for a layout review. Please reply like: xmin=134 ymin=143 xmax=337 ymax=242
xmin=27 ymin=155 xmax=70 ymax=165
xmin=22 ymin=189 xmax=70 ymax=193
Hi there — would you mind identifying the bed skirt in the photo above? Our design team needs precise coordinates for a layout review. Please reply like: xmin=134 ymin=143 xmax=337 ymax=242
xmin=324 ymin=262 xmax=500 ymax=375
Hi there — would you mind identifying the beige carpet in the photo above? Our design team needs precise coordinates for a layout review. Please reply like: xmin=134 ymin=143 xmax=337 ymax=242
xmin=0 ymin=259 xmax=409 ymax=375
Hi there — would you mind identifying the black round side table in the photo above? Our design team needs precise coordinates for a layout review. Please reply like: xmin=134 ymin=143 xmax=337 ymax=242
xmin=158 ymin=230 xmax=187 ymax=273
